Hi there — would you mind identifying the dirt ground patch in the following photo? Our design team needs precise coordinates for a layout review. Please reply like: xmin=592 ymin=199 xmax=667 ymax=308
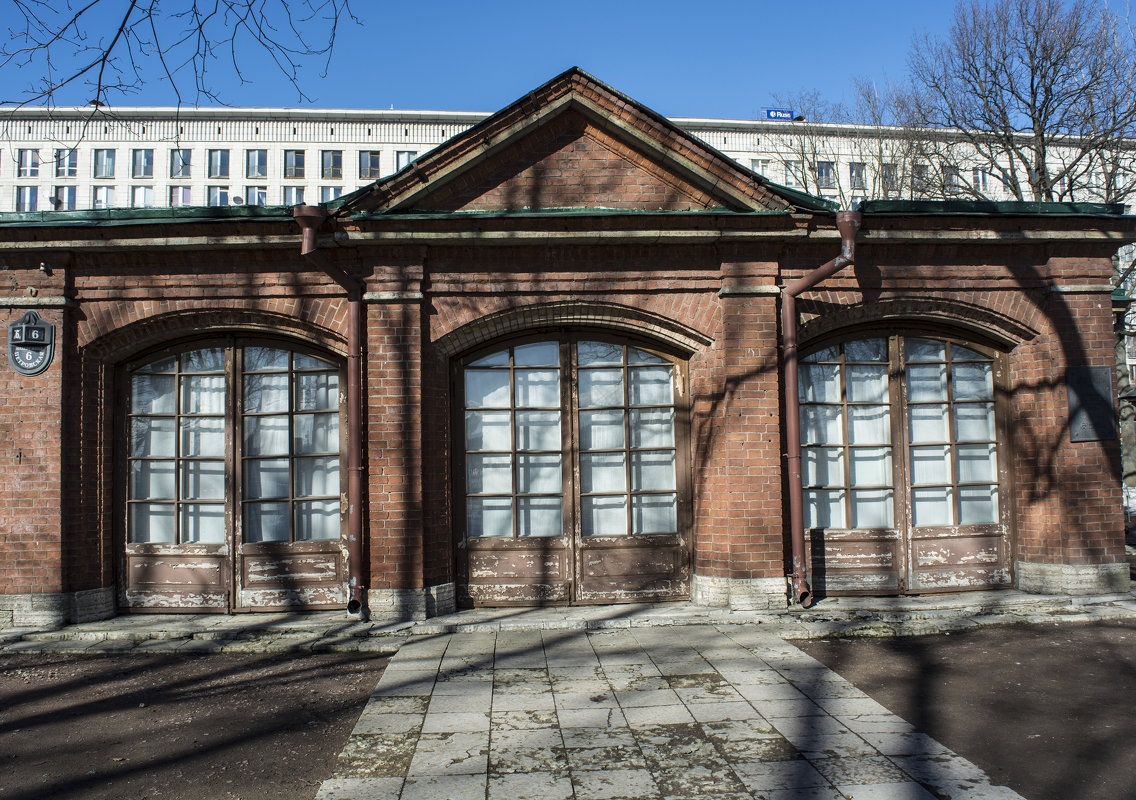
xmin=798 ymin=618 xmax=1136 ymax=800
xmin=0 ymin=652 xmax=388 ymax=800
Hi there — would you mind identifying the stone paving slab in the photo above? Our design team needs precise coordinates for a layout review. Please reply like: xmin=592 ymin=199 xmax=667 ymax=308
xmin=314 ymin=626 xmax=1028 ymax=800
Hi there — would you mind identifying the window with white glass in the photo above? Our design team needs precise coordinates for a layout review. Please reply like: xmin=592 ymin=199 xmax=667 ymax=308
xmin=246 ymin=149 xmax=268 ymax=179
xmin=131 ymin=186 xmax=154 ymax=208
xmin=245 ymin=186 xmax=267 ymax=206
xmin=319 ymin=186 xmax=342 ymax=202
xmin=127 ymin=345 xmax=341 ymax=545
xmin=816 ymin=161 xmax=836 ymax=190
xmin=359 ymin=150 xmax=382 ymax=179
xmin=284 ymin=150 xmax=305 ymax=179
xmin=55 ymin=149 xmax=77 ymax=178
xmin=849 ymin=162 xmax=866 ymax=191
xmin=16 ymin=186 xmax=37 ymax=212
xmin=52 ymin=185 xmax=76 ymax=210
xmin=208 ymin=149 xmax=230 ymax=179
xmin=321 ymin=150 xmax=342 ymax=179
xmin=462 ymin=338 xmax=682 ymax=540
xmin=92 ymin=185 xmax=115 ymax=209
xmin=169 ymin=186 xmax=192 ymax=206
xmin=282 ymin=186 xmax=305 ymax=205
xmin=170 ymin=149 xmax=192 ymax=178
xmin=395 ymin=150 xmax=417 ymax=171
xmin=17 ymin=149 xmax=39 ymax=178
xmin=93 ymin=149 xmax=115 ymax=179
xmin=132 ymin=149 xmax=154 ymax=179
xmin=800 ymin=336 xmax=1002 ymax=531
xmin=783 ymin=160 xmax=801 ymax=189
xmin=207 ymin=186 xmax=228 ymax=206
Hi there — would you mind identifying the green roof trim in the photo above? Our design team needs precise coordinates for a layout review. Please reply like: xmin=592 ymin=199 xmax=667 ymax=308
xmin=861 ymin=199 xmax=1128 ymax=216
xmin=0 ymin=204 xmax=294 ymax=228
xmin=750 ymin=178 xmax=841 ymax=212
xmin=345 ymin=206 xmax=793 ymax=221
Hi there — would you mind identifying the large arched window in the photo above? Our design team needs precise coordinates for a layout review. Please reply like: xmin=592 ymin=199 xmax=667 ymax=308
xmin=124 ymin=341 xmax=344 ymax=611
xmin=458 ymin=335 xmax=690 ymax=605
xmin=799 ymin=334 xmax=1009 ymax=594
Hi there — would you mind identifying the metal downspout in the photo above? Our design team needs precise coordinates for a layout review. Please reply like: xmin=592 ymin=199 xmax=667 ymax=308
xmin=783 ymin=210 xmax=862 ymax=608
xmin=293 ymin=205 xmax=368 ymax=617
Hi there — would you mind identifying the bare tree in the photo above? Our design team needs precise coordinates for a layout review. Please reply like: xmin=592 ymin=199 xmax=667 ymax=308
xmin=904 ymin=0 xmax=1136 ymax=203
xmin=0 ymin=0 xmax=357 ymax=108
xmin=765 ymin=82 xmax=926 ymax=208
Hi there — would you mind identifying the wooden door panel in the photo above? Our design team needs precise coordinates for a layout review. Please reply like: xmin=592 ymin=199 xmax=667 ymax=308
xmin=909 ymin=528 xmax=1011 ymax=592
xmin=122 ymin=544 xmax=228 ymax=610
xmin=459 ymin=538 xmax=571 ymax=606
xmin=235 ymin=541 xmax=345 ymax=610
xmin=575 ymin=535 xmax=689 ymax=603
xmin=807 ymin=530 xmax=902 ymax=595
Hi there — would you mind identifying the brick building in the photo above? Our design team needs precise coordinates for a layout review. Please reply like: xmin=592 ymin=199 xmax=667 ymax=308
xmin=0 ymin=69 xmax=1132 ymax=627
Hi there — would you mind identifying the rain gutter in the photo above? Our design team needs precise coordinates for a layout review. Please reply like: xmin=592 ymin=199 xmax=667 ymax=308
xmin=782 ymin=210 xmax=861 ymax=608
xmin=293 ymin=205 xmax=367 ymax=617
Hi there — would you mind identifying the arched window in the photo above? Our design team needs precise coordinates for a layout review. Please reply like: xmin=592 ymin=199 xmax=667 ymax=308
xmin=124 ymin=341 xmax=344 ymax=610
xmin=458 ymin=336 xmax=690 ymax=605
xmin=799 ymin=335 xmax=1009 ymax=594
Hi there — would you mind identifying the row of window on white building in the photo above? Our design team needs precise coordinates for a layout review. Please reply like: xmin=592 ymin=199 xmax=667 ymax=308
xmin=8 ymin=146 xmax=420 ymax=211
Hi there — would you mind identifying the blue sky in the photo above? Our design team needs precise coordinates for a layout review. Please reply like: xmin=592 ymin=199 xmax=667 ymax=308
xmin=0 ymin=1 xmax=966 ymax=116
xmin=217 ymin=0 xmax=959 ymax=117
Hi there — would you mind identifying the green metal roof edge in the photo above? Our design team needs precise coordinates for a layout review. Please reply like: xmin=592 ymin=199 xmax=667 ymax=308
xmin=344 ymin=206 xmax=793 ymax=221
xmin=751 ymin=178 xmax=840 ymax=212
xmin=0 ymin=204 xmax=295 ymax=228
xmin=861 ymin=199 xmax=1129 ymax=216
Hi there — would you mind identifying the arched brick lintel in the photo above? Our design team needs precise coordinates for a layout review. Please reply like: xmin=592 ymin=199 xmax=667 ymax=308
xmin=432 ymin=300 xmax=715 ymax=358
xmin=798 ymin=297 xmax=1039 ymax=350
xmin=82 ymin=307 xmax=349 ymax=363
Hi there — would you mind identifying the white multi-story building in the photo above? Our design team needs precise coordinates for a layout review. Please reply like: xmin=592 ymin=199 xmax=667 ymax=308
xmin=1 ymin=106 xmax=1052 ymax=214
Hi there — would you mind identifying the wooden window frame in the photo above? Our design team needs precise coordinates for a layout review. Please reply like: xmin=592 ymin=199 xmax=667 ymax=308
xmin=122 ymin=337 xmax=346 ymax=549
xmin=799 ymin=328 xmax=1013 ymax=539
xmin=453 ymin=332 xmax=692 ymax=545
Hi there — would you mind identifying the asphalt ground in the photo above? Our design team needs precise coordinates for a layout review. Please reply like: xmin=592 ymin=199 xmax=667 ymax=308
xmin=798 ymin=618 xmax=1136 ymax=800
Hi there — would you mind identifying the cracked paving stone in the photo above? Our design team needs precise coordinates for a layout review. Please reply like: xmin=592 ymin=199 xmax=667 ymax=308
xmin=836 ymin=781 xmax=941 ymax=800
xmin=489 ymin=729 xmax=569 ymax=775
xmin=488 ymin=771 xmax=575 ymax=800
xmin=557 ymin=706 xmax=628 ymax=728
xmin=859 ymin=732 xmax=950 ymax=757
xmin=733 ymin=759 xmax=831 ymax=791
xmin=652 ymin=764 xmax=750 ymax=798
xmin=792 ymin=733 xmax=880 ymax=760
xmin=361 ymin=696 xmax=428 ymax=714
xmin=334 ymin=734 xmax=417 ymax=779
xmin=352 ymin=711 xmax=425 ymax=735
xmin=400 ymin=774 xmax=487 ymax=800
xmin=493 ymin=691 xmax=556 ymax=712
xmin=314 ymin=776 xmax=405 ymax=800
xmin=810 ymin=755 xmax=912 ymax=786
xmin=491 ymin=709 xmax=558 ymax=730
xmin=570 ymin=767 xmax=661 ymax=800
xmin=703 ymin=728 xmax=800 ymax=763
xmin=407 ymin=731 xmax=489 ymax=776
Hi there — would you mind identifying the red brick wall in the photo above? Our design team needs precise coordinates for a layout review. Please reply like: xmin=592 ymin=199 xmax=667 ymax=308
xmin=415 ymin=112 xmax=721 ymax=212
xmin=0 ymin=304 xmax=65 ymax=594
xmin=0 ymin=218 xmax=1127 ymax=608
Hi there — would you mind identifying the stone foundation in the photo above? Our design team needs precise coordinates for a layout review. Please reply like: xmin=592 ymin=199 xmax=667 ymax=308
xmin=365 ymin=582 xmax=456 ymax=621
xmin=0 ymin=587 xmax=114 ymax=629
xmin=1016 ymin=561 xmax=1130 ymax=595
xmin=691 ymin=575 xmax=787 ymax=610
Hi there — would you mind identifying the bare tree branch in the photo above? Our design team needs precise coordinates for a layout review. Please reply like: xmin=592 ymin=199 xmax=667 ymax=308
xmin=0 ymin=0 xmax=358 ymax=109
xmin=904 ymin=0 xmax=1136 ymax=203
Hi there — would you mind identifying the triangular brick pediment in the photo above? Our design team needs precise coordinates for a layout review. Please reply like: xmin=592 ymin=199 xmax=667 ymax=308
xmin=336 ymin=69 xmax=823 ymax=218
xmin=413 ymin=109 xmax=725 ymax=213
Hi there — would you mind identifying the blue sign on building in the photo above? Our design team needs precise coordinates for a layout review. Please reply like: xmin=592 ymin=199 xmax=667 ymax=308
xmin=765 ymin=109 xmax=795 ymax=121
